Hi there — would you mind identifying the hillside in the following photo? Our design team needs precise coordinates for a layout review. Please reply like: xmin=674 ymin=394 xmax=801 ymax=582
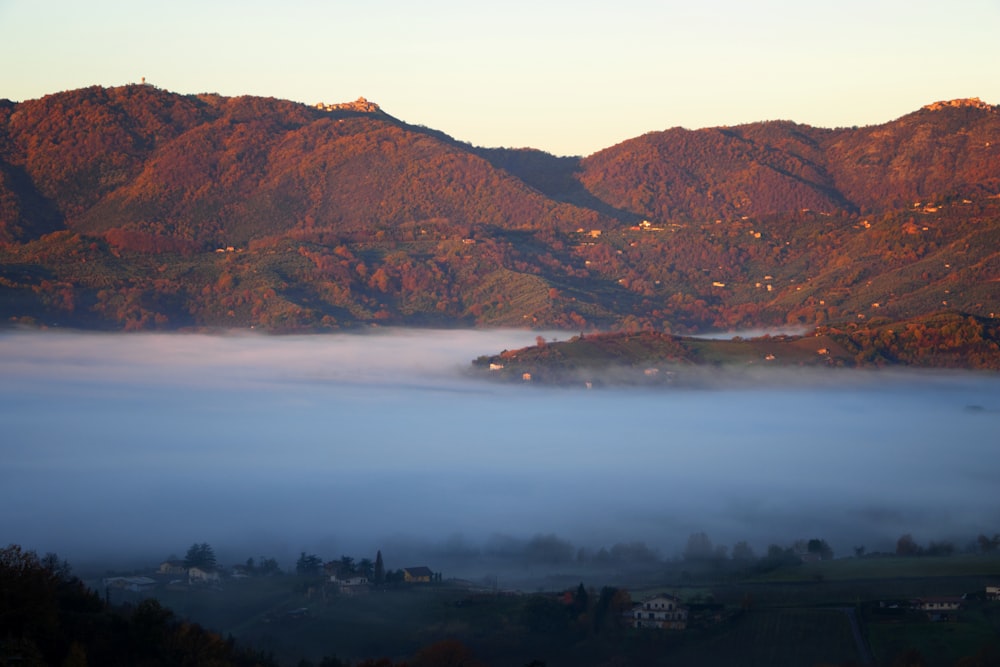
xmin=472 ymin=312 xmax=1000 ymax=385
xmin=1 ymin=86 xmax=999 ymax=332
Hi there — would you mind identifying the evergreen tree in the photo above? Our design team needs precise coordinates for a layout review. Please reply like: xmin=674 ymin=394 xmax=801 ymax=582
xmin=295 ymin=552 xmax=324 ymax=576
xmin=183 ymin=542 xmax=217 ymax=570
xmin=374 ymin=550 xmax=385 ymax=584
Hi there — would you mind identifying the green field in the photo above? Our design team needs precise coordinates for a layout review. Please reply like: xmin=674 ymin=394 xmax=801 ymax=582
xmin=128 ymin=555 xmax=1000 ymax=666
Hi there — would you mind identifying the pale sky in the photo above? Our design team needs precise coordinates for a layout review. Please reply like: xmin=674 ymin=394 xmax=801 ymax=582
xmin=1 ymin=0 xmax=998 ymax=156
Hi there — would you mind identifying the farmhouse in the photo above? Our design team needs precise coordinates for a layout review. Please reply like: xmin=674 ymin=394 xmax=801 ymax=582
xmin=331 ymin=574 xmax=369 ymax=593
xmin=158 ymin=560 xmax=187 ymax=575
xmin=403 ymin=566 xmax=434 ymax=583
xmin=915 ymin=596 xmax=963 ymax=621
xmin=188 ymin=567 xmax=221 ymax=585
xmin=630 ymin=594 xmax=688 ymax=630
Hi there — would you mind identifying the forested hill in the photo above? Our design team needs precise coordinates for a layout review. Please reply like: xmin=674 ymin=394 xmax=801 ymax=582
xmin=1 ymin=86 xmax=999 ymax=332
xmin=472 ymin=312 xmax=1000 ymax=386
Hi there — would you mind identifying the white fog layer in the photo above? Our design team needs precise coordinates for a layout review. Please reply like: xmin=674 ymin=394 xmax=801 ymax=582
xmin=2 ymin=329 xmax=999 ymax=574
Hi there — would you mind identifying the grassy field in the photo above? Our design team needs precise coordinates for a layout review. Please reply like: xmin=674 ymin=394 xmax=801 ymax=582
xmin=128 ymin=554 xmax=1000 ymax=666
xmin=866 ymin=600 xmax=1000 ymax=666
xmin=751 ymin=554 xmax=1000 ymax=583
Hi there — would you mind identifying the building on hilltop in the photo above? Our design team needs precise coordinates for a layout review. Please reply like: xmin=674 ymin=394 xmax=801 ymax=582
xmin=315 ymin=97 xmax=381 ymax=113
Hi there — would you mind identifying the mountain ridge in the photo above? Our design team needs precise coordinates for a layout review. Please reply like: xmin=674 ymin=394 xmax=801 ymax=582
xmin=1 ymin=85 xmax=998 ymax=333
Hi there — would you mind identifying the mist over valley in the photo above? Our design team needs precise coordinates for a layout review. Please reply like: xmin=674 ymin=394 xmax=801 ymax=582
xmin=3 ymin=329 xmax=998 ymax=584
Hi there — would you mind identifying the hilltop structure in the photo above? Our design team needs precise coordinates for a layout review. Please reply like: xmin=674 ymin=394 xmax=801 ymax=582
xmin=315 ymin=96 xmax=380 ymax=113
xmin=922 ymin=97 xmax=995 ymax=112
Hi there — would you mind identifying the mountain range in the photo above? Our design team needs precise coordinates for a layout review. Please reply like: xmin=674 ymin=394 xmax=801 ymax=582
xmin=1 ymin=85 xmax=998 ymax=332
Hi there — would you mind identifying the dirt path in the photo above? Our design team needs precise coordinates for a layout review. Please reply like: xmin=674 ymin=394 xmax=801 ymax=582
xmin=840 ymin=606 xmax=874 ymax=665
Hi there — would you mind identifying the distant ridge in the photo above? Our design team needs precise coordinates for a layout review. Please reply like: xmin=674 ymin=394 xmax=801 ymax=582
xmin=1 ymin=85 xmax=998 ymax=333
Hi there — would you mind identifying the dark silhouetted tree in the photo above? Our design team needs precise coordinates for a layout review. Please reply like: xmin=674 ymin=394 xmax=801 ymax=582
xmin=683 ymin=531 xmax=714 ymax=560
xmin=295 ymin=552 xmax=323 ymax=576
xmin=896 ymin=534 xmax=922 ymax=557
xmin=731 ymin=540 xmax=756 ymax=561
xmin=807 ymin=538 xmax=834 ymax=560
xmin=183 ymin=542 xmax=216 ymax=569
xmin=374 ymin=550 xmax=385 ymax=584
xmin=977 ymin=534 xmax=999 ymax=553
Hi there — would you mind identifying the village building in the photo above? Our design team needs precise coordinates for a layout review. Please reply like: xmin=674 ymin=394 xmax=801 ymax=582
xmin=403 ymin=566 xmax=434 ymax=583
xmin=630 ymin=594 xmax=688 ymax=630
xmin=915 ymin=596 xmax=963 ymax=622
xmin=157 ymin=560 xmax=187 ymax=576
xmin=329 ymin=571 xmax=369 ymax=590
xmin=188 ymin=566 xmax=221 ymax=585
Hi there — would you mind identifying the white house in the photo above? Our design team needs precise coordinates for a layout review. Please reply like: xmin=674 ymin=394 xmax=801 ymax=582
xmin=331 ymin=574 xmax=369 ymax=593
xmin=188 ymin=567 xmax=221 ymax=584
xmin=987 ymin=585 xmax=1000 ymax=601
xmin=631 ymin=594 xmax=688 ymax=630
xmin=916 ymin=596 xmax=962 ymax=621
xmin=158 ymin=560 xmax=187 ymax=576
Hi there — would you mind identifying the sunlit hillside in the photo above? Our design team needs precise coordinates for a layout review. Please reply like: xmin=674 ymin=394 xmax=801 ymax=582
xmin=1 ymin=87 xmax=999 ymax=333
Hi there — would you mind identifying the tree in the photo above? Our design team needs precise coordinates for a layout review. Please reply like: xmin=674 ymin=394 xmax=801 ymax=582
xmin=731 ymin=540 xmax=756 ymax=562
xmin=593 ymin=586 xmax=631 ymax=634
xmin=184 ymin=542 xmax=217 ymax=570
xmin=572 ymin=582 xmax=589 ymax=617
xmin=896 ymin=534 xmax=922 ymax=557
xmin=411 ymin=639 xmax=485 ymax=667
xmin=374 ymin=550 xmax=385 ymax=584
xmin=357 ymin=558 xmax=374 ymax=579
xmin=683 ymin=531 xmax=714 ymax=561
xmin=295 ymin=552 xmax=323 ymax=576
xmin=258 ymin=557 xmax=281 ymax=575
xmin=807 ymin=538 xmax=834 ymax=560
xmin=926 ymin=540 xmax=954 ymax=556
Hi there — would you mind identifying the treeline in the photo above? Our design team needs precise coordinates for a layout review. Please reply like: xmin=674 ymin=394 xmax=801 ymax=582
xmin=825 ymin=312 xmax=1000 ymax=370
xmin=0 ymin=544 xmax=276 ymax=666
xmin=0 ymin=544 xmax=499 ymax=667
xmin=892 ymin=532 xmax=1000 ymax=558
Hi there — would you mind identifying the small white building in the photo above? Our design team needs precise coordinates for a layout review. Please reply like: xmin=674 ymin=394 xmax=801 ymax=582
xmin=631 ymin=594 xmax=688 ymax=630
xmin=331 ymin=574 xmax=369 ymax=593
xmin=916 ymin=596 xmax=962 ymax=621
xmin=158 ymin=560 xmax=187 ymax=576
xmin=987 ymin=585 xmax=1000 ymax=601
xmin=188 ymin=567 xmax=221 ymax=584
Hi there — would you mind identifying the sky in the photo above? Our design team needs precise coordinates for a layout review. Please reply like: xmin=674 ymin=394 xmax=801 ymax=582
xmin=1 ymin=1 xmax=999 ymax=154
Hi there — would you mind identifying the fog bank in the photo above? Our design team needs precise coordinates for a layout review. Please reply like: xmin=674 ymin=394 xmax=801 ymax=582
xmin=2 ymin=329 xmax=998 ymax=576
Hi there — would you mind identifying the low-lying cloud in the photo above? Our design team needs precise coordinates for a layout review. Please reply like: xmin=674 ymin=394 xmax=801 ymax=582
xmin=2 ymin=328 xmax=998 ymax=578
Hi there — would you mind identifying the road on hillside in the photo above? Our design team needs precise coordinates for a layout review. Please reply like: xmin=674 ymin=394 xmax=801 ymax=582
xmin=839 ymin=606 xmax=874 ymax=665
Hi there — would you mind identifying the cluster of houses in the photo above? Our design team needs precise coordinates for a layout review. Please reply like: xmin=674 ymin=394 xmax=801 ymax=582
xmin=101 ymin=560 xmax=220 ymax=594
xmin=877 ymin=585 xmax=1000 ymax=623
xmin=101 ymin=559 xmax=439 ymax=597
xmin=626 ymin=584 xmax=1000 ymax=631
